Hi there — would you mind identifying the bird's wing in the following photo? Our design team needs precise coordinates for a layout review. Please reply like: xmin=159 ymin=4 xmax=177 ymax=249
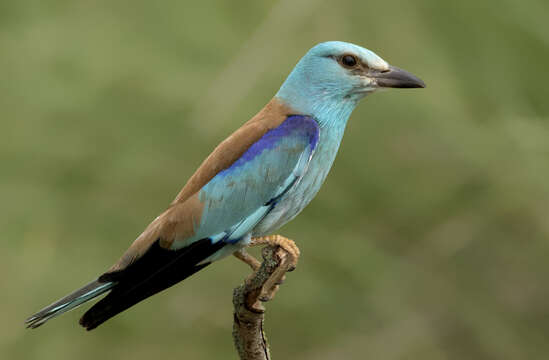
xmin=79 ymin=103 xmax=320 ymax=329
xmin=107 ymin=99 xmax=317 ymax=273
xmin=189 ymin=113 xmax=319 ymax=247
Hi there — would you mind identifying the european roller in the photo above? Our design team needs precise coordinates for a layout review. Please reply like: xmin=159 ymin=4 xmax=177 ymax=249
xmin=26 ymin=41 xmax=425 ymax=330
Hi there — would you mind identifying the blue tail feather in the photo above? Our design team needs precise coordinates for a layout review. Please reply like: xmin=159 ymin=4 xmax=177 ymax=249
xmin=25 ymin=280 xmax=114 ymax=329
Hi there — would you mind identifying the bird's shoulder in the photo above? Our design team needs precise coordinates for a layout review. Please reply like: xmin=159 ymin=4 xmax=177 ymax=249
xmin=172 ymin=97 xmax=296 ymax=204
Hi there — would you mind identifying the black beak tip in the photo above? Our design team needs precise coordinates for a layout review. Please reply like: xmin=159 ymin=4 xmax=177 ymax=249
xmin=375 ymin=66 xmax=426 ymax=89
xmin=409 ymin=78 xmax=426 ymax=89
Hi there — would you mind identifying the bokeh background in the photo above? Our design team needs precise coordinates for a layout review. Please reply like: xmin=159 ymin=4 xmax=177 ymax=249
xmin=2 ymin=0 xmax=549 ymax=359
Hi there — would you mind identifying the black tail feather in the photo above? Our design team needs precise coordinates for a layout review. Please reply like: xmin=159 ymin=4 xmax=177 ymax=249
xmin=80 ymin=238 xmax=225 ymax=330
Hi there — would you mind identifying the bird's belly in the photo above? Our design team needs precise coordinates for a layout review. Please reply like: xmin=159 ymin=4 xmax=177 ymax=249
xmin=252 ymin=137 xmax=338 ymax=236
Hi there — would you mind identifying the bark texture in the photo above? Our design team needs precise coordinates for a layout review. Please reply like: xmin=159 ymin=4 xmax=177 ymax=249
xmin=232 ymin=246 xmax=293 ymax=360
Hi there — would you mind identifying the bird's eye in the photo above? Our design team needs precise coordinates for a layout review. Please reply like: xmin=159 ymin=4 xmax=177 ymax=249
xmin=340 ymin=54 xmax=358 ymax=68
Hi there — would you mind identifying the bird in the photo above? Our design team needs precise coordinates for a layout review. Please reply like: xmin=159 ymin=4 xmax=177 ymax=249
xmin=25 ymin=41 xmax=425 ymax=330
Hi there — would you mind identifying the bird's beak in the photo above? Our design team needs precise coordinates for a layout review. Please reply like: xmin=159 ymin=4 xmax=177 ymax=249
xmin=370 ymin=65 xmax=425 ymax=89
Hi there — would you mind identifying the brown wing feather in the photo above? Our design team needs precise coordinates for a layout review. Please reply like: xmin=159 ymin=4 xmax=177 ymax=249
xmin=172 ymin=98 xmax=294 ymax=203
xmin=107 ymin=98 xmax=295 ymax=272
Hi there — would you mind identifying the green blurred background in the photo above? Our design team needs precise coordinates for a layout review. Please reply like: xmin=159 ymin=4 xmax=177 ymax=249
xmin=2 ymin=0 xmax=549 ymax=359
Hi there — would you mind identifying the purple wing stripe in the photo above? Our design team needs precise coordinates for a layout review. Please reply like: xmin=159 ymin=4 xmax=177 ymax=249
xmin=218 ymin=115 xmax=319 ymax=177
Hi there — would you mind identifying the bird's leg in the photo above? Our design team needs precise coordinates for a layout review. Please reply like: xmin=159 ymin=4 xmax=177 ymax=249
xmin=249 ymin=234 xmax=300 ymax=301
xmin=233 ymin=248 xmax=261 ymax=271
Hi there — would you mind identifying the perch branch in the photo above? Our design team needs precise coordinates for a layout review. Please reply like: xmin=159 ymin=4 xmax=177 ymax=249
xmin=232 ymin=245 xmax=295 ymax=360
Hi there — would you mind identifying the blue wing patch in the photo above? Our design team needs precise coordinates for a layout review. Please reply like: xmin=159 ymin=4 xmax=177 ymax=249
xmin=172 ymin=115 xmax=319 ymax=248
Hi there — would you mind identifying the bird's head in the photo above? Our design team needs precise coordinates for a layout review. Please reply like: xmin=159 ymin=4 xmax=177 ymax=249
xmin=276 ymin=41 xmax=425 ymax=126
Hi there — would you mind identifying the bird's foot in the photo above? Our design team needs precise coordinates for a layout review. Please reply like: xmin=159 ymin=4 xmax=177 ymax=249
xmin=249 ymin=235 xmax=300 ymax=302
xmin=233 ymin=235 xmax=300 ymax=302
xmin=250 ymin=235 xmax=300 ymax=271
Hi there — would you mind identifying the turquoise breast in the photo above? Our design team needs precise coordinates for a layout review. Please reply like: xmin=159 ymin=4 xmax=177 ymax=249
xmin=252 ymin=124 xmax=345 ymax=236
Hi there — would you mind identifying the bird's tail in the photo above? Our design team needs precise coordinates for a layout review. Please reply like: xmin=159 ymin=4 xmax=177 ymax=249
xmin=79 ymin=239 xmax=225 ymax=330
xmin=25 ymin=280 xmax=114 ymax=329
xmin=26 ymin=238 xmax=226 ymax=330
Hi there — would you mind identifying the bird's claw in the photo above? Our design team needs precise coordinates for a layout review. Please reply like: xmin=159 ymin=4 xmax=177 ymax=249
xmin=237 ymin=235 xmax=300 ymax=303
xmin=250 ymin=234 xmax=300 ymax=270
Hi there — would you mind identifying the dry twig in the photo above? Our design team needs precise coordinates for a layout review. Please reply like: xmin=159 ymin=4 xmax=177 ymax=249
xmin=232 ymin=245 xmax=295 ymax=360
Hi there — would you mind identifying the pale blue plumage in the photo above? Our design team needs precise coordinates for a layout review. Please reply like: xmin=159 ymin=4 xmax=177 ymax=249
xmin=277 ymin=41 xmax=388 ymax=127
xmin=180 ymin=116 xmax=319 ymax=248
xmin=182 ymin=41 xmax=419 ymax=252
xmin=26 ymin=41 xmax=424 ymax=330
xmin=200 ymin=42 xmax=392 ymax=247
